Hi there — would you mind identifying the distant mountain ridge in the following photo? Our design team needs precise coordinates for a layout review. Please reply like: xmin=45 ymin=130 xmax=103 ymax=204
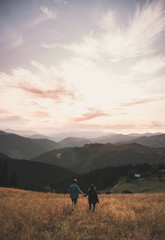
xmin=59 ymin=137 xmax=91 ymax=148
xmin=32 ymin=143 xmax=165 ymax=173
xmin=4 ymin=129 xmax=39 ymax=136
xmin=91 ymin=134 xmax=136 ymax=144
xmin=127 ymin=134 xmax=165 ymax=148
xmin=0 ymin=131 xmax=62 ymax=159
xmin=56 ymin=132 xmax=163 ymax=146
xmin=0 ymin=130 xmax=165 ymax=160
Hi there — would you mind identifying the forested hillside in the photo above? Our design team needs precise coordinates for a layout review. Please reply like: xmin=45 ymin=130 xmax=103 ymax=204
xmin=33 ymin=143 xmax=165 ymax=173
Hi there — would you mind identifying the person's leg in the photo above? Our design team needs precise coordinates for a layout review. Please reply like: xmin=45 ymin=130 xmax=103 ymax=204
xmin=71 ymin=198 xmax=74 ymax=210
xmin=93 ymin=203 xmax=96 ymax=212
xmin=72 ymin=198 xmax=77 ymax=210
xmin=74 ymin=198 xmax=77 ymax=208
xmin=89 ymin=203 xmax=91 ymax=211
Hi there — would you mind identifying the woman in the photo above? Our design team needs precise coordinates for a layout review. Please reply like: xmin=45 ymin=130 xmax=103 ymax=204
xmin=84 ymin=184 xmax=99 ymax=211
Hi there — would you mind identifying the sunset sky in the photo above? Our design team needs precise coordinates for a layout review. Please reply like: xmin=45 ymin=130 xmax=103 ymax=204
xmin=0 ymin=0 xmax=165 ymax=135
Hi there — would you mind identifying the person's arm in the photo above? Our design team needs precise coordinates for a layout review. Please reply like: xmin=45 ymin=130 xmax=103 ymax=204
xmin=77 ymin=185 xmax=84 ymax=195
xmin=83 ymin=191 xmax=89 ymax=197
xmin=96 ymin=192 xmax=99 ymax=203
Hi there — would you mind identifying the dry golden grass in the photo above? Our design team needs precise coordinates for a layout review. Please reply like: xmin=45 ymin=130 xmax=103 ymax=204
xmin=0 ymin=187 xmax=165 ymax=240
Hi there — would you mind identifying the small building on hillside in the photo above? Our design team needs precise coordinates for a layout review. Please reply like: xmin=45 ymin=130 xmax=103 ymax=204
xmin=134 ymin=174 xmax=141 ymax=178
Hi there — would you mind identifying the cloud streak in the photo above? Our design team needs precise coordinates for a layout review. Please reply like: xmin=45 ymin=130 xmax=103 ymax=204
xmin=0 ymin=115 xmax=27 ymax=123
xmin=0 ymin=30 xmax=23 ymax=49
xmin=0 ymin=108 xmax=9 ymax=114
xmin=17 ymin=83 xmax=76 ymax=102
xmin=122 ymin=96 xmax=165 ymax=107
xmin=40 ymin=6 xmax=57 ymax=19
xmin=26 ymin=5 xmax=57 ymax=28
xmin=72 ymin=108 xmax=109 ymax=122
xmin=53 ymin=0 xmax=67 ymax=4
xmin=0 ymin=62 xmax=78 ymax=104
xmin=132 ymin=56 xmax=165 ymax=74
xmin=32 ymin=111 xmax=50 ymax=118
xmin=43 ymin=0 xmax=165 ymax=61
xmin=101 ymin=0 xmax=165 ymax=60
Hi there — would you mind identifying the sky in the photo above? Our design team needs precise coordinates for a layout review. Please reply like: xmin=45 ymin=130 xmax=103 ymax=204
xmin=0 ymin=0 xmax=165 ymax=135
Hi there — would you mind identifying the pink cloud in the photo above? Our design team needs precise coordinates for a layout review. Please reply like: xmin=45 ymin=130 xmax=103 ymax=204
xmin=0 ymin=115 xmax=27 ymax=123
xmin=17 ymin=83 xmax=76 ymax=102
xmin=122 ymin=96 xmax=165 ymax=107
xmin=31 ymin=102 xmax=47 ymax=110
xmin=72 ymin=108 xmax=109 ymax=122
xmin=32 ymin=111 xmax=50 ymax=118
xmin=147 ymin=121 xmax=165 ymax=128
xmin=0 ymin=108 xmax=9 ymax=114
xmin=0 ymin=109 xmax=27 ymax=123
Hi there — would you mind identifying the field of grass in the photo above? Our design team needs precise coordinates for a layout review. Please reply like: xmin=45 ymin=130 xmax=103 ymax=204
xmin=112 ymin=175 xmax=165 ymax=194
xmin=0 ymin=187 xmax=165 ymax=240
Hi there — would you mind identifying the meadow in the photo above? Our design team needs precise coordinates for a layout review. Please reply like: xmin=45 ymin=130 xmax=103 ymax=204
xmin=111 ymin=174 xmax=165 ymax=194
xmin=0 ymin=187 xmax=165 ymax=240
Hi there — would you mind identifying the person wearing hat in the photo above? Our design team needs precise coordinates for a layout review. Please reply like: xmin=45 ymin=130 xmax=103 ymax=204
xmin=68 ymin=179 xmax=83 ymax=210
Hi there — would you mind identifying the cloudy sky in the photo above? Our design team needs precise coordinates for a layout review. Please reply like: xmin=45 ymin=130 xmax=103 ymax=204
xmin=0 ymin=0 xmax=165 ymax=135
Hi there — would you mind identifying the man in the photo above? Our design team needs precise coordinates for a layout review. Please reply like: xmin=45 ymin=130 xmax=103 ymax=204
xmin=68 ymin=179 xmax=83 ymax=210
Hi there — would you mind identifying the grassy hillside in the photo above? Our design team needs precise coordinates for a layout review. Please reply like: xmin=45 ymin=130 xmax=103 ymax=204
xmin=0 ymin=188 xmax=165 ymax=240
xmin=111 ymin=174 xmax=165 ymax=194
xmin=54 ymin=166 xmax=165 ymax=194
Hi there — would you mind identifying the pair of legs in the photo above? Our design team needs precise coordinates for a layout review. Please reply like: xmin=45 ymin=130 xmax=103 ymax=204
xmin=89 ymin=203 xmax=96 ymax=212
xmin=71 ymin=198 xmax=77 ymax=210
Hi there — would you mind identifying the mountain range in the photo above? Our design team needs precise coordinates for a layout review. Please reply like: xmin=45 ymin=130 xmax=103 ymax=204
xmin=1 ymin=129 xmax=165 ymax=193
xmin=0 ymin=131 xmax=61 ymax=159
xmin=1 ymin=130 xmax=165 ymax=160
xmin=126 ymin=134 xmax=165 ymax=148
xmin=32 ymin=142 xmax=165 ymax=173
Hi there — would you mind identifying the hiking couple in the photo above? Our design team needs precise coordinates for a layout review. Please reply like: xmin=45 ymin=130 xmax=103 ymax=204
xmin=68 ymin=179 xmax=99 ymax=211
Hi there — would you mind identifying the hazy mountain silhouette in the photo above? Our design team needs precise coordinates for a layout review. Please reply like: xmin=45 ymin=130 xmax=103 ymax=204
xmin=0 ymin=131 xmax=62 ymax=159
xmin=90 ymin=133 xmax=162 ymax=144
xmin=28 ymin=134 xmax=52 ymax=139
xmin=59 ymin=137 xmax=91 ymax=148
xmin=57 ymin=133 xmax=162 ymax=147
xmin=1 ymin=129 xmax=165 ymax=162
xmin=126 ymin=134 xmax=165 ymax=148
xmin=4 ymin=128 xmax=39 ymax=136
xmin=91 ymin=134 xmax=136 ymax=144
xmin=32 ymin=143 xmax=165 ymax=173
xmin=50 ymin=131 xmax=113 ymax=141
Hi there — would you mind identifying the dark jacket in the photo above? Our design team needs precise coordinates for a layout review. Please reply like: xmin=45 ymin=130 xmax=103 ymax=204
xmin=84 ymin=189 xmax=99 ymax=204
